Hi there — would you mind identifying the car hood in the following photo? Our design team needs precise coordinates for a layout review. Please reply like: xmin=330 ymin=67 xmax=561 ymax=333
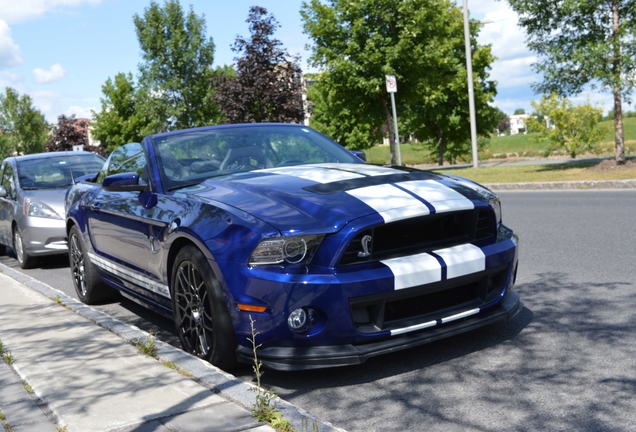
xmin=183 ymin=163 xmax=493 ymax=236
xmin=22 ymin=187 xmax=68 ymax=219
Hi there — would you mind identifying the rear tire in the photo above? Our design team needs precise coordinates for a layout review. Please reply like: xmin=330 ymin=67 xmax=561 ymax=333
xmin=171 ymin=246 xmax=237 ymax=371
xmin=68 ymin=225 xmax=118 ymax=304
xmin=13 ymin=227 xmax=36 ymax=269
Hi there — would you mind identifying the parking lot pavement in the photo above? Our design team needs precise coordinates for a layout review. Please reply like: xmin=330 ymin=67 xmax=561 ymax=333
xmin=0 ymin=272 xmax=270 ymax=432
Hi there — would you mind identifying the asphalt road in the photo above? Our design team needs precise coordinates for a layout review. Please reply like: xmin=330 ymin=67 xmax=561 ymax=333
xmin=1 ymin=190 xmax=635 ymax=432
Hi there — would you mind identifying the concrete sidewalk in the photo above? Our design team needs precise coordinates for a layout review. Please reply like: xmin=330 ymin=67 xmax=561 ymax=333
xmin=0 ymin=271 xmax=272 ymax=432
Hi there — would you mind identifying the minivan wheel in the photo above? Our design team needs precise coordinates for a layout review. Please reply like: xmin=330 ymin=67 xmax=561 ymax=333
xmin=171 ymin=246 xmax=237 ymax=371
xmin=13 ymin=228 xmax=36 ymax=269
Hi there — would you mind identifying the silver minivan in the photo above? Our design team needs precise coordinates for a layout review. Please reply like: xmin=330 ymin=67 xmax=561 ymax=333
xmin=0 ymin=151 xmax=104 ymax=268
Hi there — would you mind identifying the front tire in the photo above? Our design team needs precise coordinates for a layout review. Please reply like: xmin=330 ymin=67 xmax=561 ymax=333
xmin=171 ymin=246 xmax=237 ymax=370
xmin=68 ymin=225 xmax=117 ymax=304
xmin=13 ymin=227 xmax=36 ymax=269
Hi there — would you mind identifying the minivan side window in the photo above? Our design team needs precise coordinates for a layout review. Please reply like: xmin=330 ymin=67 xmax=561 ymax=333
xmin=1 ymin=164 xmax=16 ymax=200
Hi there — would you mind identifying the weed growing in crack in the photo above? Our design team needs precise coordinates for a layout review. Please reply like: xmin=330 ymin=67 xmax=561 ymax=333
xmin=247 ymin=315 xmax=296 ymax=432
xmin=0 ymin=342 xmax=14 ymax=365
xmin=132 ymin=336 xmax=157 ymax=358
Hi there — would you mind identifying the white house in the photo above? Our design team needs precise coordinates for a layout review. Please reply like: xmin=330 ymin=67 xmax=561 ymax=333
xmin=509 ymin=114 xmax=532 ymax=135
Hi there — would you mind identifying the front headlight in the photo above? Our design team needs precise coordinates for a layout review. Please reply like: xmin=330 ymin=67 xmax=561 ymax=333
xmin=23 ymin=199 xmax=62 ymax=220
xmin=249 ymin=234 xmax=324 ymax=266
xmin=489 ymin=197 xmax=502 ymax=226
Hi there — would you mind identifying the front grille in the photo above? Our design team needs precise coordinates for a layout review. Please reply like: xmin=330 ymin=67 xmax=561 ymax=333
xmin=350 ymin=266 xmax=508 ymax=334
xmin=340 ymin=208 xmax=496 ymax=265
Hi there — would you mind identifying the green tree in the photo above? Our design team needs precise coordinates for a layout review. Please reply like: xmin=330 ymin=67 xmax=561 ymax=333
xmin=133 ymin=0 xmax=224 ymax=130
xmin=215 ymin=6 xmax=304 ymax=123
xmin=528 ymin=94 xmax=606 ymax=158
xmin=513 ymin=108 xmax=525 ymax=115
xmin=494 ymin=107 xmax=510 ymax=134
xmin=507 ymin=0 xmax=636 ymax=164
xmin=92 ymin=73 xmax=155 ymax=153
xmin=301 ymin=0 xmax=498 ymax=165
xmin=0 ymin=87 xmax=49 ymax=158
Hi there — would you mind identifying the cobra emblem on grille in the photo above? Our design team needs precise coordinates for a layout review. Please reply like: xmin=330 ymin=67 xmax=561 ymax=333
xmin=357 ymin=234 xmax=373 ymax=258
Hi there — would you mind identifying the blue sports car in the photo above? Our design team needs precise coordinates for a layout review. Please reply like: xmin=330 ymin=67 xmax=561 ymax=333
xmin=65 ymin=124 xmax=520 ymax=370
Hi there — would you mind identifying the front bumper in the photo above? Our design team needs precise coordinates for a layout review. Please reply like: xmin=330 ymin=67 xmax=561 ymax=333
xmin=237 ymin=290 xmax=521 ymax=370
xmin=20 ymin=217 xmax=67 ymax=256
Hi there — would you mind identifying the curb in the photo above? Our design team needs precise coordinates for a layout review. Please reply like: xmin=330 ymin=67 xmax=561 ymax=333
xmin=0 ymin=262 xmax=346 ymax=432
xmin=485 ymin=178 xmax=636 ymax=190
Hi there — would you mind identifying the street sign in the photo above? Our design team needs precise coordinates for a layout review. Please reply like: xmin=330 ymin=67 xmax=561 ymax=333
xmin=72 ymin=145 xmax=84 ymax=152
xmin=385 ymin=75 xmax=397 ymax=93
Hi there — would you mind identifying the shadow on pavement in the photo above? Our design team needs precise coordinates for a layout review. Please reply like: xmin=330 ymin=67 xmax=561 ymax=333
xmin=252 ymin=272 xmax=635 ymax=432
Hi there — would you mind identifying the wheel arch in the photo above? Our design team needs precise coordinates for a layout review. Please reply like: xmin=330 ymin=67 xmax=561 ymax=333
xmin=165 ymin=233 xmax=232 ymax=302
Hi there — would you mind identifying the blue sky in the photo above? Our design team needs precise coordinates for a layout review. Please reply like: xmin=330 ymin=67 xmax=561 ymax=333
xmin=0 ymin=0 xmax=630 ymax=122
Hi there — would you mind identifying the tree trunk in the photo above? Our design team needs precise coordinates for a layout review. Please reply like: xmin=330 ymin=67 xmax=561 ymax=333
xmin=382 ymin=96 xmax=398 ymax=165
xmin=437 ymin=132 xmax=445 ymax=166
xmin=611 ymin=0 xmax=626 ymax=164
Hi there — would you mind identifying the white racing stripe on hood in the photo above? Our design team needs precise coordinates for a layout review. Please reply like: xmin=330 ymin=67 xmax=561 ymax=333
xmin=381 ymin=252 xmax=442 ymax=290
xmin=346 ymin=183 xmax=430 ymax=223
xmin=433 ymin=243 xmax=485 ymax=279
xmin=397 ymin=179 xmax=474 ymax=213
xmin=258 ymin=166 xmax=364 ymax=183
xmin=309 ymin=163 xmax=404 ymax=176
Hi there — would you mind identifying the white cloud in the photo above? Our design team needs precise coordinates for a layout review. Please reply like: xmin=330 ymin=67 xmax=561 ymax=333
xmin=30 ymin=90 xmax=60 ymax=119
xmin=0 ymin=70 xmax=21 ymax=87
xmin=33 ymin=63 xmax=65 ymax=83
xmin=0 ymin=19 xmax=22 ymax=68
xmin=65 ymin=105 xmax=94 ymax=118
xmin=0 ymin=0 xmax=101 ymax=23
xmin=477 ymin=6 xmax=531 ymax=61
xmin=494 ymin=98 xmax=533 ymax=114
xmin=490 ymin=55 xmax=537 ymax=88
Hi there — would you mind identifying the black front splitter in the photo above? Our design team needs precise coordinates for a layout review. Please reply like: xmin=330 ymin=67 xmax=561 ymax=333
xmin=236 ymin=291 xmax=522 ymax=371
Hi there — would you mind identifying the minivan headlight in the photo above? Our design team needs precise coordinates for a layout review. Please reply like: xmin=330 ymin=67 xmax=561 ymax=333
xmin=249 ymin=235 xmax=324 ymax=266
xmin=23 ymin=199 xmax=62 ymax=220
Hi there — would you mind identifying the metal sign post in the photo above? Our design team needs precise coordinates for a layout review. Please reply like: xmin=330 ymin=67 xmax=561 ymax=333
xmin=385 ymin=75 xmax=402 ymax=166
xmin=463 ymin=0 xmax=479 ymax=168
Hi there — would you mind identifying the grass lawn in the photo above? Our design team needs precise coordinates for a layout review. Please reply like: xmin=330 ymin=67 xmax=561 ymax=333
xmin=434 ymin=161 xmax=636 ymax=183
xmin=365 ymin=116 xmax=636 ymax=165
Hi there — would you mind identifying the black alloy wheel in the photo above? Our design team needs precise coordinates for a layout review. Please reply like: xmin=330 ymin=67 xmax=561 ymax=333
xmin=171 ymin=246 xmax=237 ymax=370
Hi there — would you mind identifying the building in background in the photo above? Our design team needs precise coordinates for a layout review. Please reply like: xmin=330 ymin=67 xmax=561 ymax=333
xmin=509 ymin=114 xmax=531 ymax=135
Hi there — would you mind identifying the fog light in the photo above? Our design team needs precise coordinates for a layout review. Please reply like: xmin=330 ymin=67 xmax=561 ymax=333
xmin=288 ymin=308 xmax=308 ymax=331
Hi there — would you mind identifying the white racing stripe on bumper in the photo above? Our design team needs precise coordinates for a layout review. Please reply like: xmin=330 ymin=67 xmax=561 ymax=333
xmin=87 ymin=252 xmax=170 ymax=298
xmin=381 ymin=252 xmax=441 ymax=290
xmin=397 ymin=179 xmax=474 ymax=213
xmin=434 ymin=243 xmax=486 ymax=279
xmin=346 ymin=183 xmax=431 ymax=223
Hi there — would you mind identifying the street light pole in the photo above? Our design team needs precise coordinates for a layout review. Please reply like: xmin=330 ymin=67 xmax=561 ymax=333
xmin=462 ymin=0 xmax=479 ymax=168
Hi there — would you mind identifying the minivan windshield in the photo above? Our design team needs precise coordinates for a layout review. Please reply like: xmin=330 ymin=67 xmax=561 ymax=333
xmin=153 ymin=126 xmax=362 ymax=190
xmin=17 ymin=154 xmax=105 ymax=189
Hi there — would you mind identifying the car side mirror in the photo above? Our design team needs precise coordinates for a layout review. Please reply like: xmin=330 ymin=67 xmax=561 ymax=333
xmin=350 ymin=150 xmax=366 ymax=161
xmin=0 ymin=186 xmax=6 ymax=198
xmin=103 ymin=172 xmax=149 ymax=192
xmin=75 ymin=172 xmax=98 ymax=183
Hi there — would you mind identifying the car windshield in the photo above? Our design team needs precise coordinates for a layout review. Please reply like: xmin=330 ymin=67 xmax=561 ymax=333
xmin=17 ymin=154 xmax=105 ymax=189
xmin=153 ymin=125 xmax=362 ymax=189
